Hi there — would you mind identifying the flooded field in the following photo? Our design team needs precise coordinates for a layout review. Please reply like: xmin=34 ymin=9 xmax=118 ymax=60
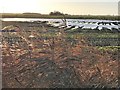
xmin=2 ymin=18 xmax=119 ymax=31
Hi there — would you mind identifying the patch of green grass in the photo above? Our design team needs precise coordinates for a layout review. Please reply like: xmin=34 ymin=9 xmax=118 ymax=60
xmin=66 ymin=33 xmax=119 ymax=38
xmin=97 ymin=46 xmax=120 ymax=52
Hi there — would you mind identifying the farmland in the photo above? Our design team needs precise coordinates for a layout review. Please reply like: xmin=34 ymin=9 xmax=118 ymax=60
xmin=1 ymin=13 xmax=120 ymax=20
xmin=1 ymin=18 xmax=119 ymax=88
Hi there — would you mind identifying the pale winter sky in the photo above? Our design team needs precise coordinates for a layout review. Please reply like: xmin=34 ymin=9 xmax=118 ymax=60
xmin=0 ymin=0 xmax=119 ymax=15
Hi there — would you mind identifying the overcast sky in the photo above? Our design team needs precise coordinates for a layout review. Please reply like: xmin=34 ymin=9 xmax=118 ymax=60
xmin=0 ymin=0 xmax=119 ymax=15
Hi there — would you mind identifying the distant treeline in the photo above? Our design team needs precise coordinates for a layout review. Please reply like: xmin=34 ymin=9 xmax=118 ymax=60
xmin=1 ymin=13 xmax=120 ymax=20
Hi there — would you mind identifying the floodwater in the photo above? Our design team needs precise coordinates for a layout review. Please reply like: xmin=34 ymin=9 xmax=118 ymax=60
xmin=2 ymin=18 xmax=119 ymax=30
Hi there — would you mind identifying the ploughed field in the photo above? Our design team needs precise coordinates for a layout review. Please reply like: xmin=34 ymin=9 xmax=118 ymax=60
xmin=1 ymin=20 xmax=119 ymax=88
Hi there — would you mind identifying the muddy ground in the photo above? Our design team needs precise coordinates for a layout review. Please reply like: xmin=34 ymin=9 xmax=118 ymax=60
xmin=1 ymin=21 xmax=119 ymax=88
